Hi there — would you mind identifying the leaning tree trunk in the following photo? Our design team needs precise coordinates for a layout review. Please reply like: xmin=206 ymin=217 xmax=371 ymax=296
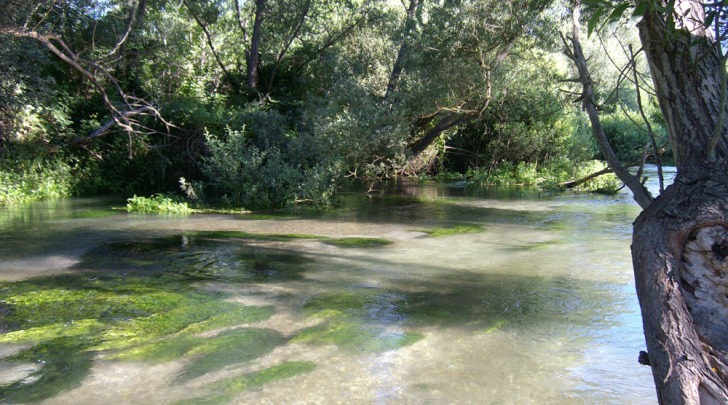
xmin=632 ymin=1 xmax=728 ymax=403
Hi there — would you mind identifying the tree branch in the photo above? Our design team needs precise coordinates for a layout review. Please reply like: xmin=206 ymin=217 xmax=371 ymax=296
xmin=562 ymin=3 xmax=653 ymax=209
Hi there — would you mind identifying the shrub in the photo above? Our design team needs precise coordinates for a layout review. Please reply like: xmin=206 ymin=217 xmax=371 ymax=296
xmin=125 ymin=194 xmax=193 ymax=213
xmin=0 ymin=156 xmax=75 ymax=206
xmin=601 ymin=111 xmax=669 ymax=163
xmin=200 ymin=124 xmax=339 ymax=209
xmin=466 ymin=158 xmax=621 ymax=193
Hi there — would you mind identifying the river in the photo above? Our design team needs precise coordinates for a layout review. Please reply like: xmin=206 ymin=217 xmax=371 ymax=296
xmin=0 ymin=170 xmax=673 ymax=404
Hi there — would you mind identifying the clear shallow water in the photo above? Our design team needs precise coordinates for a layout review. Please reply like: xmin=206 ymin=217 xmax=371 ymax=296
xmin=0 ymin=178 xmax=665 ymax=404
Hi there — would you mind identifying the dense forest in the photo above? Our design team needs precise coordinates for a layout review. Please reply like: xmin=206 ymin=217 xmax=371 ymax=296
xmin=0 ymin=0 xmax=668 ymax=208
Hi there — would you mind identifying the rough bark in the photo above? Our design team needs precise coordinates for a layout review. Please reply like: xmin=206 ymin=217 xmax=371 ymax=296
xmin=631 ymin=1 xmax=728 ymax=403
xmin=632 ymin=176 xmax=728 ymax=404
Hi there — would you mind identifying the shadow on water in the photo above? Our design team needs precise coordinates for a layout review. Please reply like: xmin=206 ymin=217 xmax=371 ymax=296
xmin=0 ymin=180 xmax=653 ymax=403
xmin=0 ymin=226 xmax=624 ymax=403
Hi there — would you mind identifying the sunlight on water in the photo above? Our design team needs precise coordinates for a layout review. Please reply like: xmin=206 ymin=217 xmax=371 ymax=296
xmin=0 ymin=180 xmax=664 ymax=404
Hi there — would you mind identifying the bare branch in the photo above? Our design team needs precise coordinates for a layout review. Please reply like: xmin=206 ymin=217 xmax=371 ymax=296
xmin=563 ymin=4 xmax=653 ymax=209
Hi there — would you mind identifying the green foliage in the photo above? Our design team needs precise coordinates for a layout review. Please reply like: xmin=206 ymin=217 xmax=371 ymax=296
xmin=467 ymin=158 xmax=622 ymax=193
xmin=0 ymin=0 xmax=669 ymax=210
xmin=0 ymin=155 xmax=76 ymax=206
xmin=201 ymin=112 xmax=340 ymax=208
xmin=600 ymin=110 xmax=669 ymax=163
xmin=126 ymin=194 xmax=193 ymax=214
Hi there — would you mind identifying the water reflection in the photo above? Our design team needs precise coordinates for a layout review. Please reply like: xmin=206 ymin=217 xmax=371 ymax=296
xmin=0 ymin=182 xmax=659 ymax=404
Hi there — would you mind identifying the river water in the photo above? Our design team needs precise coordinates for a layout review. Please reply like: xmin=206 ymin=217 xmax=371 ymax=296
xmin=0 ymin=172 xmax=672 ymax=404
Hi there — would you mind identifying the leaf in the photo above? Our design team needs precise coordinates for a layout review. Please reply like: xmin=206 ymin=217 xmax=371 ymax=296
xmin=632 ymin=2 xmax=647 ymax=19
xmin=587 ymin=7 xmax=604 ymax=37
xmin=655 ymin=0 xmax=676 ymax=14
xmin=607 ymin=3 xmax=631 ymax=24
xmin=704 ymin=10 xmax=716 ymax=29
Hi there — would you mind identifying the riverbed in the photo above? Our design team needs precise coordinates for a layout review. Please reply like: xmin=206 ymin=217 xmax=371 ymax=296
xmin=0 ymin=176 xmax=666 ymax=404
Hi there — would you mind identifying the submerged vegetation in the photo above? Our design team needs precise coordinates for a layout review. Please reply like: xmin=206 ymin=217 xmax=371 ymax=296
xmin=0 ymin=270 xmax=281 ymax=402
xmin=0 ymin=223 xmax=610 ymax=402
xmin=421 ymin=225 xmax=484 ymax=237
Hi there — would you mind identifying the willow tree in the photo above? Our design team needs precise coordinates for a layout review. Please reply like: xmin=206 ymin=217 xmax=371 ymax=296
xmin=566 ymin=0 xmax=728 ymax=402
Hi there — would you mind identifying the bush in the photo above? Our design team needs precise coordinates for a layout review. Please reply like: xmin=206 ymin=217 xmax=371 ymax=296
xmin=601 ymin=111 xmax=669 ymax=163
xmin=0 ymin=155 xmax=75 ymax=206
xmin=200 ymin=123 xmax=339 ymax=209
xmin=126 ymin=194 xmax=193 ymax=213
xmin=466 ymin=158 xmax=621 ymax=193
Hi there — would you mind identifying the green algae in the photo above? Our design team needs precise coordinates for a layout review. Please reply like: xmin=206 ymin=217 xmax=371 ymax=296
xmin=421 ymin=224 xmax=483 ymax=237
xmin=211 ymin=361 xmax=316 ymax=395
xmin=95 ymin=300 xmax=253 ymax=351
xmin=324 ymin=237 xmax=393 ymax=248
xmin=187 ymin=231 xmax=394 ymax=249
xmin=504 ymin=239 xmax=566 ymax=251
xmin=177 ymin=361 xmax=316 ymax=405
xmin=293 ymin=292 xmax=422 ymax=352
xmin=482 ymin=319 xmax=508 ymax=334
xmin=79 ymin=235 xmax=311 ymax=283
xmin=0 ymin=319 xmax=105 ymax=344
xmin=292 ymin=313 xmax=422 ymax=352
xmin=178 ymin=328 xmax=285 ymax=381
xmin=187 ymin=230 xmax=327 ymax=242
xmin=0 ymin=337 xmax=96 ymax=403
xmin=0 ymin=240 xmax=285 ymax=403
xmin=63 ymin=209 xmax=119 ymax=219
xmin=180 ymin=305 xmax=275 ymax=335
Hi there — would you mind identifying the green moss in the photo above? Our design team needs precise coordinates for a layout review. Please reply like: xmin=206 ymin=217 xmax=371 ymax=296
xmin=324 ymin=237 xmax=393 ymax=248
xmin=421 ymin=225 xmax=483 ymax=237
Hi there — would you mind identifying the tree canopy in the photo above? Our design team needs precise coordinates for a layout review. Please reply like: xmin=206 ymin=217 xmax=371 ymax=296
xmin=3 ymin=0 xmax=659 ymax=207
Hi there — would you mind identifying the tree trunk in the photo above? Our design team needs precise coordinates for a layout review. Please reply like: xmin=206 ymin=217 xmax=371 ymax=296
xmin=384 ymin=0 xmax=421 ymax=101
xmin=631 ymin=1 xmax=728 ymax=403
xmin=247 ymin=0 xmax=266 ymax=91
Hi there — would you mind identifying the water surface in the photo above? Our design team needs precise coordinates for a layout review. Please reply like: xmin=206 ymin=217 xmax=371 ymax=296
xmin=0 ymin=179 xmax=662 ymax=404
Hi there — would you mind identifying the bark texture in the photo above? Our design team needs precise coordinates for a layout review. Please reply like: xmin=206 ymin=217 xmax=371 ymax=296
xmin=633 ymin=178 xmax=728 ymax=404
xmin=632 ymin=1 xmax=728 ymax=403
